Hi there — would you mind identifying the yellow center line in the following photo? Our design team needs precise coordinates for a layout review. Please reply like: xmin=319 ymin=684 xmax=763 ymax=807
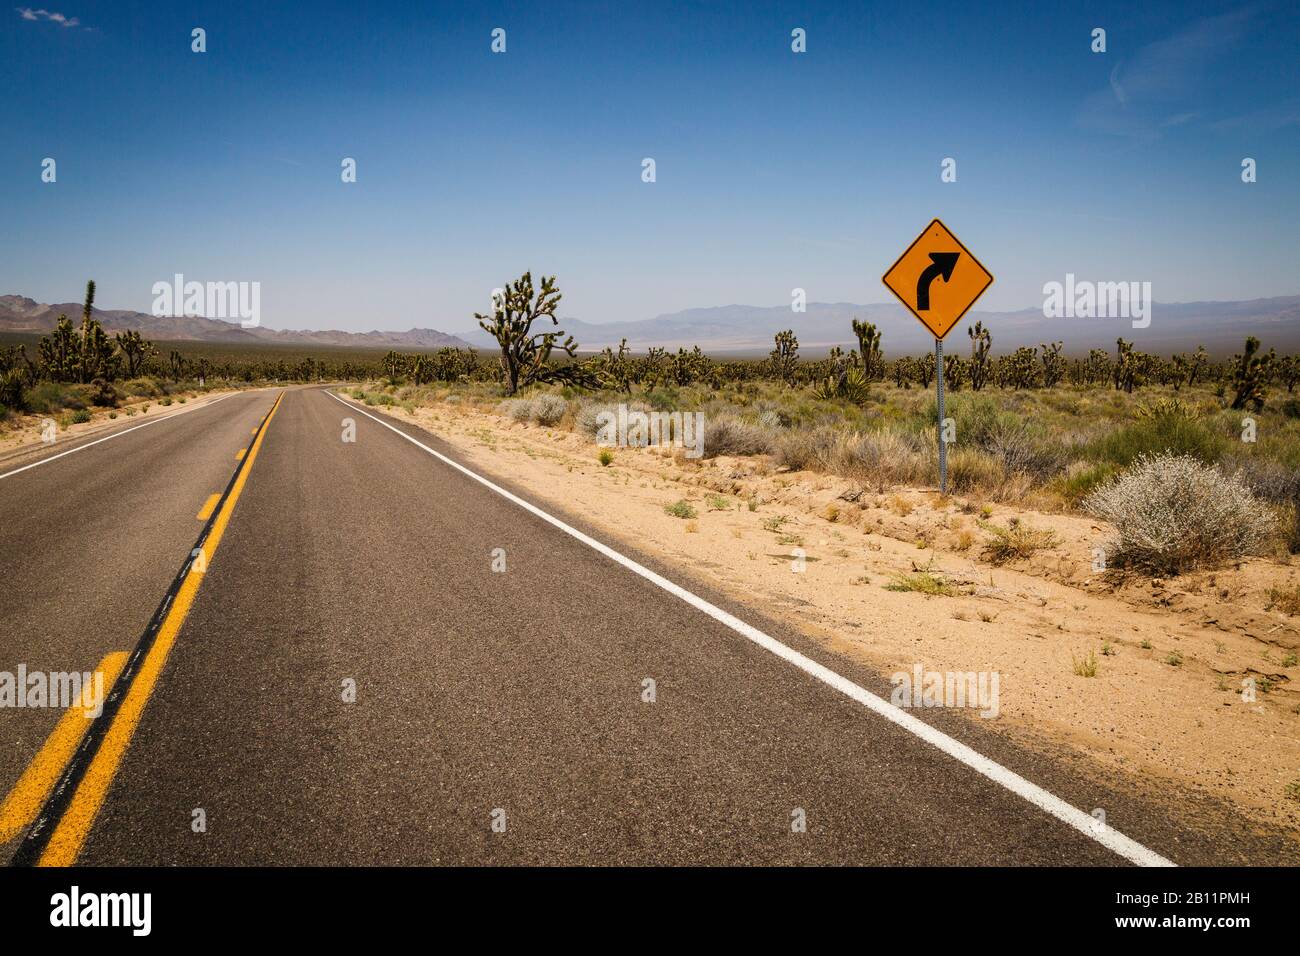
xmin=196 ymin=493 xmax=221 ymax=521
xmin=0 ymin=652 xmax=128 ymax=843
xmin=36 ymin=391 xmax=284 ymax=866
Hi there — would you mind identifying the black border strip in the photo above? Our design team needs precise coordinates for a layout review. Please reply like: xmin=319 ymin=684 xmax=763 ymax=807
xmin=9 ymin=391 xmax=283 ymax=866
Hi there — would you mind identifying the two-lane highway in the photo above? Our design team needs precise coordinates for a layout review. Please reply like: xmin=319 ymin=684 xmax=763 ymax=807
xmin=3 ymin=387 xmax=1293 ymax=865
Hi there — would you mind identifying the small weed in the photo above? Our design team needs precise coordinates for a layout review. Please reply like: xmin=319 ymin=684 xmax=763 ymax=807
xmin=706 ymin=495 xmax=731 ymax=511
xmin=762 ymin=515 xmax=789 ymax=533
xmin=1072 ymin=650 xmax=1099 ymax=677
xmin=1100 ymin=642 xmax=1115 ymax=656
xmin=885 ymin=566 xmax=954 ymax=597
xmin=1140 ymin=639 xmax=1153 ymax=650
xmin=598 ymin=448 xmax=614 ymax=467
xmin=1164 ymin=650 xmax=1183 ymax=667
xmin=664 ymin=499 xmax=697 ymax=519
xmin=978 ymin=519 xmax=1059 ymax=565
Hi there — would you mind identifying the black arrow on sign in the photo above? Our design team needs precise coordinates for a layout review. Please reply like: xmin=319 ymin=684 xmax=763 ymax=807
xmin=915 ymin=252 xmax=960 ymax=310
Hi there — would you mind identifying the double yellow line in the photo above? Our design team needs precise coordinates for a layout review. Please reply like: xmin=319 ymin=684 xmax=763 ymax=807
xmin=11 ymin=391 xmax=283 ymax=866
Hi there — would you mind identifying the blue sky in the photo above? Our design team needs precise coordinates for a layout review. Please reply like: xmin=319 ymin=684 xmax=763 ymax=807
xmin=2 ymin=0 xmax=1297 ymax=334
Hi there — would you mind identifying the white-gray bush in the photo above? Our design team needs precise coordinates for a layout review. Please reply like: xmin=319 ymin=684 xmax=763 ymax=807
xmin=701 ymin=415 xmax=773 ymax=458
xmin=529 ymin=394 xmax=568 ymax=426
xmin=1084 ymin=452 xmax=1276 ymax=574
xmin=498 ymin=398 xmax=533 ymax=422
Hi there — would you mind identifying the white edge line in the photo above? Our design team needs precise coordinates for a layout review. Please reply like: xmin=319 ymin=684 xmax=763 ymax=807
xmin=330 ymin=389 xmax=1176 ymax=868
xmin=0 ymin=393 xmax=234 ymax=482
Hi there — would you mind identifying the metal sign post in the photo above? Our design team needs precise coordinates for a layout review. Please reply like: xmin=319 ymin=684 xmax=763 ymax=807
xmin=881 ymin=219 xmax=993 ymax=496
xmin=935 ymin=337 xmax=946 ymax=494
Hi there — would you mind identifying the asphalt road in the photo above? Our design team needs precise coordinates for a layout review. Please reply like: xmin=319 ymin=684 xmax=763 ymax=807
xmin=1 ymin=387 xmax=1293 ymax=865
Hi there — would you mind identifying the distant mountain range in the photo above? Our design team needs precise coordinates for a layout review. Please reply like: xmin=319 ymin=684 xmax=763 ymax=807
xmin=0 ymin=295 xmax=473 ymax=351
xmin=5 ymin=292 xmax=1298 ymax=358
xmin=501 ymin=296 xmax=1300 ymax=357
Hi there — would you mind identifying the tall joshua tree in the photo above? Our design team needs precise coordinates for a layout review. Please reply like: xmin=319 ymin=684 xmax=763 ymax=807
xmin=850 ymin=318 xmax=882 ymax=380
xmin=967 ymin=320 xmax=992 ymax=391
xmin=476 ymin=272 xmax=577 ymax=395
xmin=770 ymin=329 xmax=799 ymax=386
xmin=1230 ymin=336 xmax=1274 ymax=411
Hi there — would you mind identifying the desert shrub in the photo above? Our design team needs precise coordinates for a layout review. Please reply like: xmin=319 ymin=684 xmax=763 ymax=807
xmin=89 ymin=378 xmax=118 ymax=407
xmin=529 ymin=394 xmax=568 ymax=426
xmin=980 ymin=418 xmax=1066 ymax=478
xmin=776 ymin=426 xmax=929 ymax=484
xmin=574 ymin=402 xmax=613 ymax=437
xmin=1089 ymin=405 xmax=1227 ymax=468
xmin=23 ymin=381 xmax=85 ymax=414
xmin=1280 ymin=398 xmax=1300 ymax=419
xmin=1053 ymin=461 xmax=1118 ymax=507
xmin=0 ymin=369 xmax=25 ymax=411
xmin=1223 ymin=455 xmax=1300 ymax=505
xmin=1084 ymin=453 xmax=1276 ymax=574
xmin=498 ymin=398 xmax=533 ymax=423
xmin=69 ymin=408 xmax=92 ymax=424
xmin=121 ymin=377 xmax=163 ymax=398
xmin=946 ymin=447 xmax=1004 ymax=493
xmin=702 ymin=415 xmax=772 ymax=458
xmin=1266 ymin=585 xmax=1300 ymax=616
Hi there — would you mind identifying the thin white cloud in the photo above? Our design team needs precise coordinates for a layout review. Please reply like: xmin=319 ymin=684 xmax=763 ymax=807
xmin=15 ymin=7 xmax=81 ymax=28
xmin=1077 ymin=8 xmax=1254 ymax=142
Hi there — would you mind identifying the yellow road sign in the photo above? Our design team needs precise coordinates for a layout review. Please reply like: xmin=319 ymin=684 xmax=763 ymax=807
xmin=882 ymin=219 xmax=993 ymax=340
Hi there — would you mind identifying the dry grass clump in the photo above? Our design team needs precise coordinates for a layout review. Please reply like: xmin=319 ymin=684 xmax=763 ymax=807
xmin=978 ymin=519 xmax=1059 ymax=564
xmin=884 ymin=566 xmax=954 ymax=596
xmin=1265 ymin=585 xmax=1300 ymax=616
xmin=1084 ymin=453 xmax=1276 ymax=574
xmin=702 ymin=415 xmax=773 ymax=458
xmin=775 ymin=427 xmax=930 ymax=486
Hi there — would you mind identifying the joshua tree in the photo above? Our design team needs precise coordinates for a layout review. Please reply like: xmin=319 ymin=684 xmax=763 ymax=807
xmin=891 ymin=357 xmax=913 ymax=389
xmin=915 ymin=351 xmax=936 ymax=388
xmin=38 ymin=315 xmax=80 ymax=382
xmin=168 ymin=350 xmax=188 ymax=381
xmin=1276 ymin=354 xmax=1300 ymax=393
xmin=967 ymin=321 xmax=992 ymax=391
xmin=851 ymin=318 xmax=883 ymax=381
xmin=476 ymin=272 xmax=578 ymax=395
xmin=943 ymin=353 xmax=964 ymax=391
xmin=114 ymin=329 xmax=155 ymax=378
xmin=1230 ymin=336 xmax=1274 ymax=411
xmin=1186 ymin=345 xmax=1208 ymax=385
xmin=770 ymin=329 xmax=799 ymax=386
xmin=1039 ymin=341 xmax=1066 ymax=388
xmin=1114 ymin=338 xmax=1141 ymax=393
xmin=1004 ymin=346 xmax=1038 ymax=390
xmin=599 ymin=338 xmax=634 ymax=393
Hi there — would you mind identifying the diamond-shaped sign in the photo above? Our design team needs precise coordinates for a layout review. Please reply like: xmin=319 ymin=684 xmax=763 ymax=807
xmin=882 ymin=219 xmax=993 ymax=340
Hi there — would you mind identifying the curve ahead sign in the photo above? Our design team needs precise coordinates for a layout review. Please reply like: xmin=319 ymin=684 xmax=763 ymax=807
xmin=882 ymin=219 xmax=994 ymax=340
